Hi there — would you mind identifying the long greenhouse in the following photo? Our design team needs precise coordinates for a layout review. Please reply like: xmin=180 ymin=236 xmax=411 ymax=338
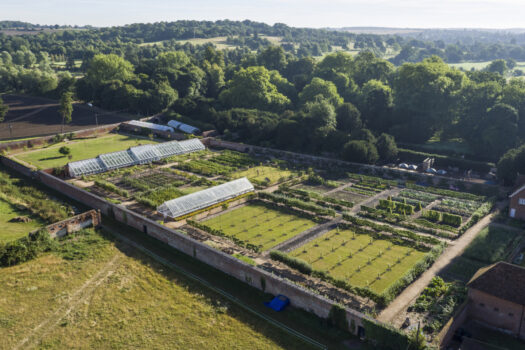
xmin=157 ymin=177 xmax=254 ymax=219
xmin=67 ymin=138 xmax=205 ymax=177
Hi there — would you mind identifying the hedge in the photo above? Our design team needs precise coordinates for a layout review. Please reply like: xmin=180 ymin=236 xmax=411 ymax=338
xmin=362 ymin=318 xmax=410 ymax=350
xmin=398 ymin=148 xmax=494 ymax=173
xmin=269 ymin=250 xmax=312 ymax=274
xmin=422 ymin=209 xmax=441 ymax=223
xmin=342 ymin=214 xmax=441 ymax=246
xmin=258 ymin=192 xmax=336 ymax=217
xmin=0 ymin=229 xmax=54 ymax=267
xmin=441 ymin=212 xmax=462 ymax=227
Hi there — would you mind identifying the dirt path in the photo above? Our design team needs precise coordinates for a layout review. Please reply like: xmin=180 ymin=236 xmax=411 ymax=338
xmin=14 ymin=254 xmax=122 ymax=350
xmin=349 ymin=188 xmax=401 ymax=215
xmin=377 ymin=204 xmax=502 ymax=323
xmin=324 ymin=182 xmax=353 ymax=195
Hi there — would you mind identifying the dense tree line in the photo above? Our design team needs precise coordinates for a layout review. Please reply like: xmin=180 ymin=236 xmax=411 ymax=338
xmin=4 ymin=21 xmax=525 ymax=181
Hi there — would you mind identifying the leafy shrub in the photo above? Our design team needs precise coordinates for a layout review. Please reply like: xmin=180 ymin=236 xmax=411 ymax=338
xmin=422 ymin=210 xmax=441 ymax=222
xmin=94 ymin=179 xmax=129 ymax=197
xmin=0 ymin=229 xmax=55 ymax=267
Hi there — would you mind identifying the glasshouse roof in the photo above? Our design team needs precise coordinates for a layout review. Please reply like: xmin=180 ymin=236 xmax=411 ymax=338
xmin=67 ymin=138 xmax=205 ymax=177
xmin=157 ymin=177 xmax=254 ymax=219
xmin=127 ymin=120 xmax=174 ymax=133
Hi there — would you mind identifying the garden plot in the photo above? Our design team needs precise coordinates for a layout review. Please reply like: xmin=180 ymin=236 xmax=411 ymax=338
xmin=290 ymin=229 xmax=427 ymax=294
xmin=232 ymin=166 xmax=295 ymax=186
xmin=172 ymin=150 xmax=261 ymax=178
xmin=200 ymin=203 xmax=318 ymax=251
xmin=117 ymin=169 xmax=191 ymax=193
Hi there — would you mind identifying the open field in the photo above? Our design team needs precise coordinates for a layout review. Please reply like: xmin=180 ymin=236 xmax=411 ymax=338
xmin=201 ymin=203 xmax=318 ymax=251
xmin=0 ymin=94 xmax=133 ymax=140
xmin=0 ymin=199 xmax=44 ymax=243
xmin=0 ymin=228 xmax=314 ymax=350
xmin=14 ymin=134 xmax=160 ymax=169
xmin=291 ymin=229 xmax=427 ymax=294
xmin=232 ymin=165 xmax=294 ymax=185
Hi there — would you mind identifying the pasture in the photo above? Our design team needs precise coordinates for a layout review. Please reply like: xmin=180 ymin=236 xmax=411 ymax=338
xmin=0 ymin=199 xmax=44 ymax=243
xmin=14 ymin=134 xmax=160 ymax=169
xmin=0 ymin=228 xmax=310 ymax=350
xmin=290 ymin=229 xmax=427 ymax=294
xmin=201 ymin=203 xmax=317 ymax=251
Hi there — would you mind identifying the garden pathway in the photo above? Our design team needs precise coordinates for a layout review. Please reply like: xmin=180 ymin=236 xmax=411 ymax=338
xmin=348 ymin=188 xmax=401 ymax=215
xmin=376 ymin=202 xmax=503 ymax=323
xmin=324 ymin=182 xmax=354 ymax=195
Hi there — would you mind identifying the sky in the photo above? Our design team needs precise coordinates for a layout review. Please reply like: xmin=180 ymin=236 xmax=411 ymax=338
xmin=3 ymin=0 xmax=525 ymax=29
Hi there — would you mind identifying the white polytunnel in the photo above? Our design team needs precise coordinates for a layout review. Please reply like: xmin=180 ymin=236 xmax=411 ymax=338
xmin=157 ymin=177 xmax=254 ymax=219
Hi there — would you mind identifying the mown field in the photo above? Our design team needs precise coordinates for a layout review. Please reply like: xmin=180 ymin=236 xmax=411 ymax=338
xmin=0 ymin=199 xmax=44 ymax=243
xmin=0 ymin=229 xmax=314 ymax=350
xmin=291 ymin=229 xmax=427 ymax=294
xmin=14 ymin=134 xmax=160 ymax=169
xmin=202 ymin=203 xmax=317 ymax=251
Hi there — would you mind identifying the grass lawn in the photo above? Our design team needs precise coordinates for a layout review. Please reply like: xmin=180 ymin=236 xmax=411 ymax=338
xmin=442 ymin=256 xmax=487 ymax=283
xmin=0 ymin=229 xmax=312 ymax=350
xmin=463 ymin=225 xmax=524 ymax=264
xmin=291 ymin=229 xmax=427 ymax=294
xmin=14 ymin=134 xmax=160 ymax=169
xmin=232 ymin=166 xmax=294 ymax=185
xmin=201 ymin=203 xmax=317 ymax=251
xmin=0 ymin=199 xmax=44 ymax=243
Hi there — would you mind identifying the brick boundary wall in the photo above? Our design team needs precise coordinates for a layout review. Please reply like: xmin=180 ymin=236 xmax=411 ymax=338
xmin=203 ymin=138 xmax=501 ymax=192
xmin=44 ymin=209 xmax=101 ymax=238
xmin=26 ymin=168 xmax=373 ymax=335
xmin=438 ymin=300 xmax=470 ymax=347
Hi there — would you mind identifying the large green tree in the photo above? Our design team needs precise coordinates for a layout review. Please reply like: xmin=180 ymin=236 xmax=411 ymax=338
xmin=298 ymin=77 xmax=343 ymax=107
xmin=219 ymin=66 xmax=291 ymax=112
xmin=0 ymin=96 xmax=8 ymax=123
xmin=59 ymin=92 xmax=73 ymax=133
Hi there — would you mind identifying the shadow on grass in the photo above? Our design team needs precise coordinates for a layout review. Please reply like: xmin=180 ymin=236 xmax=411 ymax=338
xmin=38 ymin=155 xmax=65 ymax=161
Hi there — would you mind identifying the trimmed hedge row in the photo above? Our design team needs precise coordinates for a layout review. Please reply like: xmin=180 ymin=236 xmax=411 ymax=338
xmin=269 ymin=250 xmax=312 ymax=274
xmin=188 ymin=219 xmax=262 ymax=252
xmin=457 ymin=200 xmax=494 ymax=236
xmin=378 ymin=199 xmax=415 ymax=215
xmin=356 ymin=206 xmax=457 ymax=239
xmin=342 ymin=214 xmax=440 ymax=246
xmin=258 ymin=192 xmax=336 ymax=217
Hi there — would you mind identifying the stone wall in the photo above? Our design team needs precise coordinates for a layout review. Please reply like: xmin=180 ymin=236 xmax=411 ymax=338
xmin=45 ymin=209 xmax=102 ymax=238
xmin=438 ymin=300 xmax=470 ymax=347
xmin=35 ymin=170 xmax=372 ymax=335
xmin=1 ymin=155 xmax=35 ymax=177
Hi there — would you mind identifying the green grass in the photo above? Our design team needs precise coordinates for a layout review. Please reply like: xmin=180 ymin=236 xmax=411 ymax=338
xmin=442 ymin=256 xmax=488 ymax=283
xmin=202 ymin=203 xmax=317 ymax=251
xmin=0 ymin=199 xmax=44 ymax=243
xmin=0 ymin=228 xmax=314 ymax=349
xmin=232 ymin=166 xmax=294 ymax=185
xmin=463 ymin=225 xmax=524 ymax=264
xmin=290 ymin=229 xmax=427 ymax=294
xmin=14 ymin=134 xmax=161 ymax=169
xmin=0 ymin=136 xmax=40 ymax=144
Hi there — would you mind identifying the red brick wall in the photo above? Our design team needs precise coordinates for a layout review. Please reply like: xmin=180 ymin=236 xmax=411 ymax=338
xmin=509 ymin=190 xmax=525 ymax=220
xmin=469 ymin=289 xmax=525 ymax=336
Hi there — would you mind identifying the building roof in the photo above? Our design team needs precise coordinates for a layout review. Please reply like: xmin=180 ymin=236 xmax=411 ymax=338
xmin=467 ymin=261 xmax=525 ymax=305
xmin=509 ymin=184 xmax=525 ymax=198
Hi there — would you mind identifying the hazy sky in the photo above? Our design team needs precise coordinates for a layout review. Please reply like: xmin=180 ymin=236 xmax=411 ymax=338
xmin=3 ymin=0 xmax=525 ymax=28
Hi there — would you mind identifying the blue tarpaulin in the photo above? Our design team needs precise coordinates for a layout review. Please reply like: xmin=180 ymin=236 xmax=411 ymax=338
xmin=264 ymin=295 xmax=290 ymax=311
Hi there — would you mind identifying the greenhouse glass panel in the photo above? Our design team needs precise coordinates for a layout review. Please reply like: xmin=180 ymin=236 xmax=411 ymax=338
xmin=129 ymin=144 xmax=161 ymax=163
xmin=68 ymin=158 xmax=106 ymax=177
xmin=157 ymin=177 xmax=254 ymax=218
xmin=99 ymin=150 xmax=136 ymax=169
xmin=127 ymin=120 xmax=174 ymax=133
